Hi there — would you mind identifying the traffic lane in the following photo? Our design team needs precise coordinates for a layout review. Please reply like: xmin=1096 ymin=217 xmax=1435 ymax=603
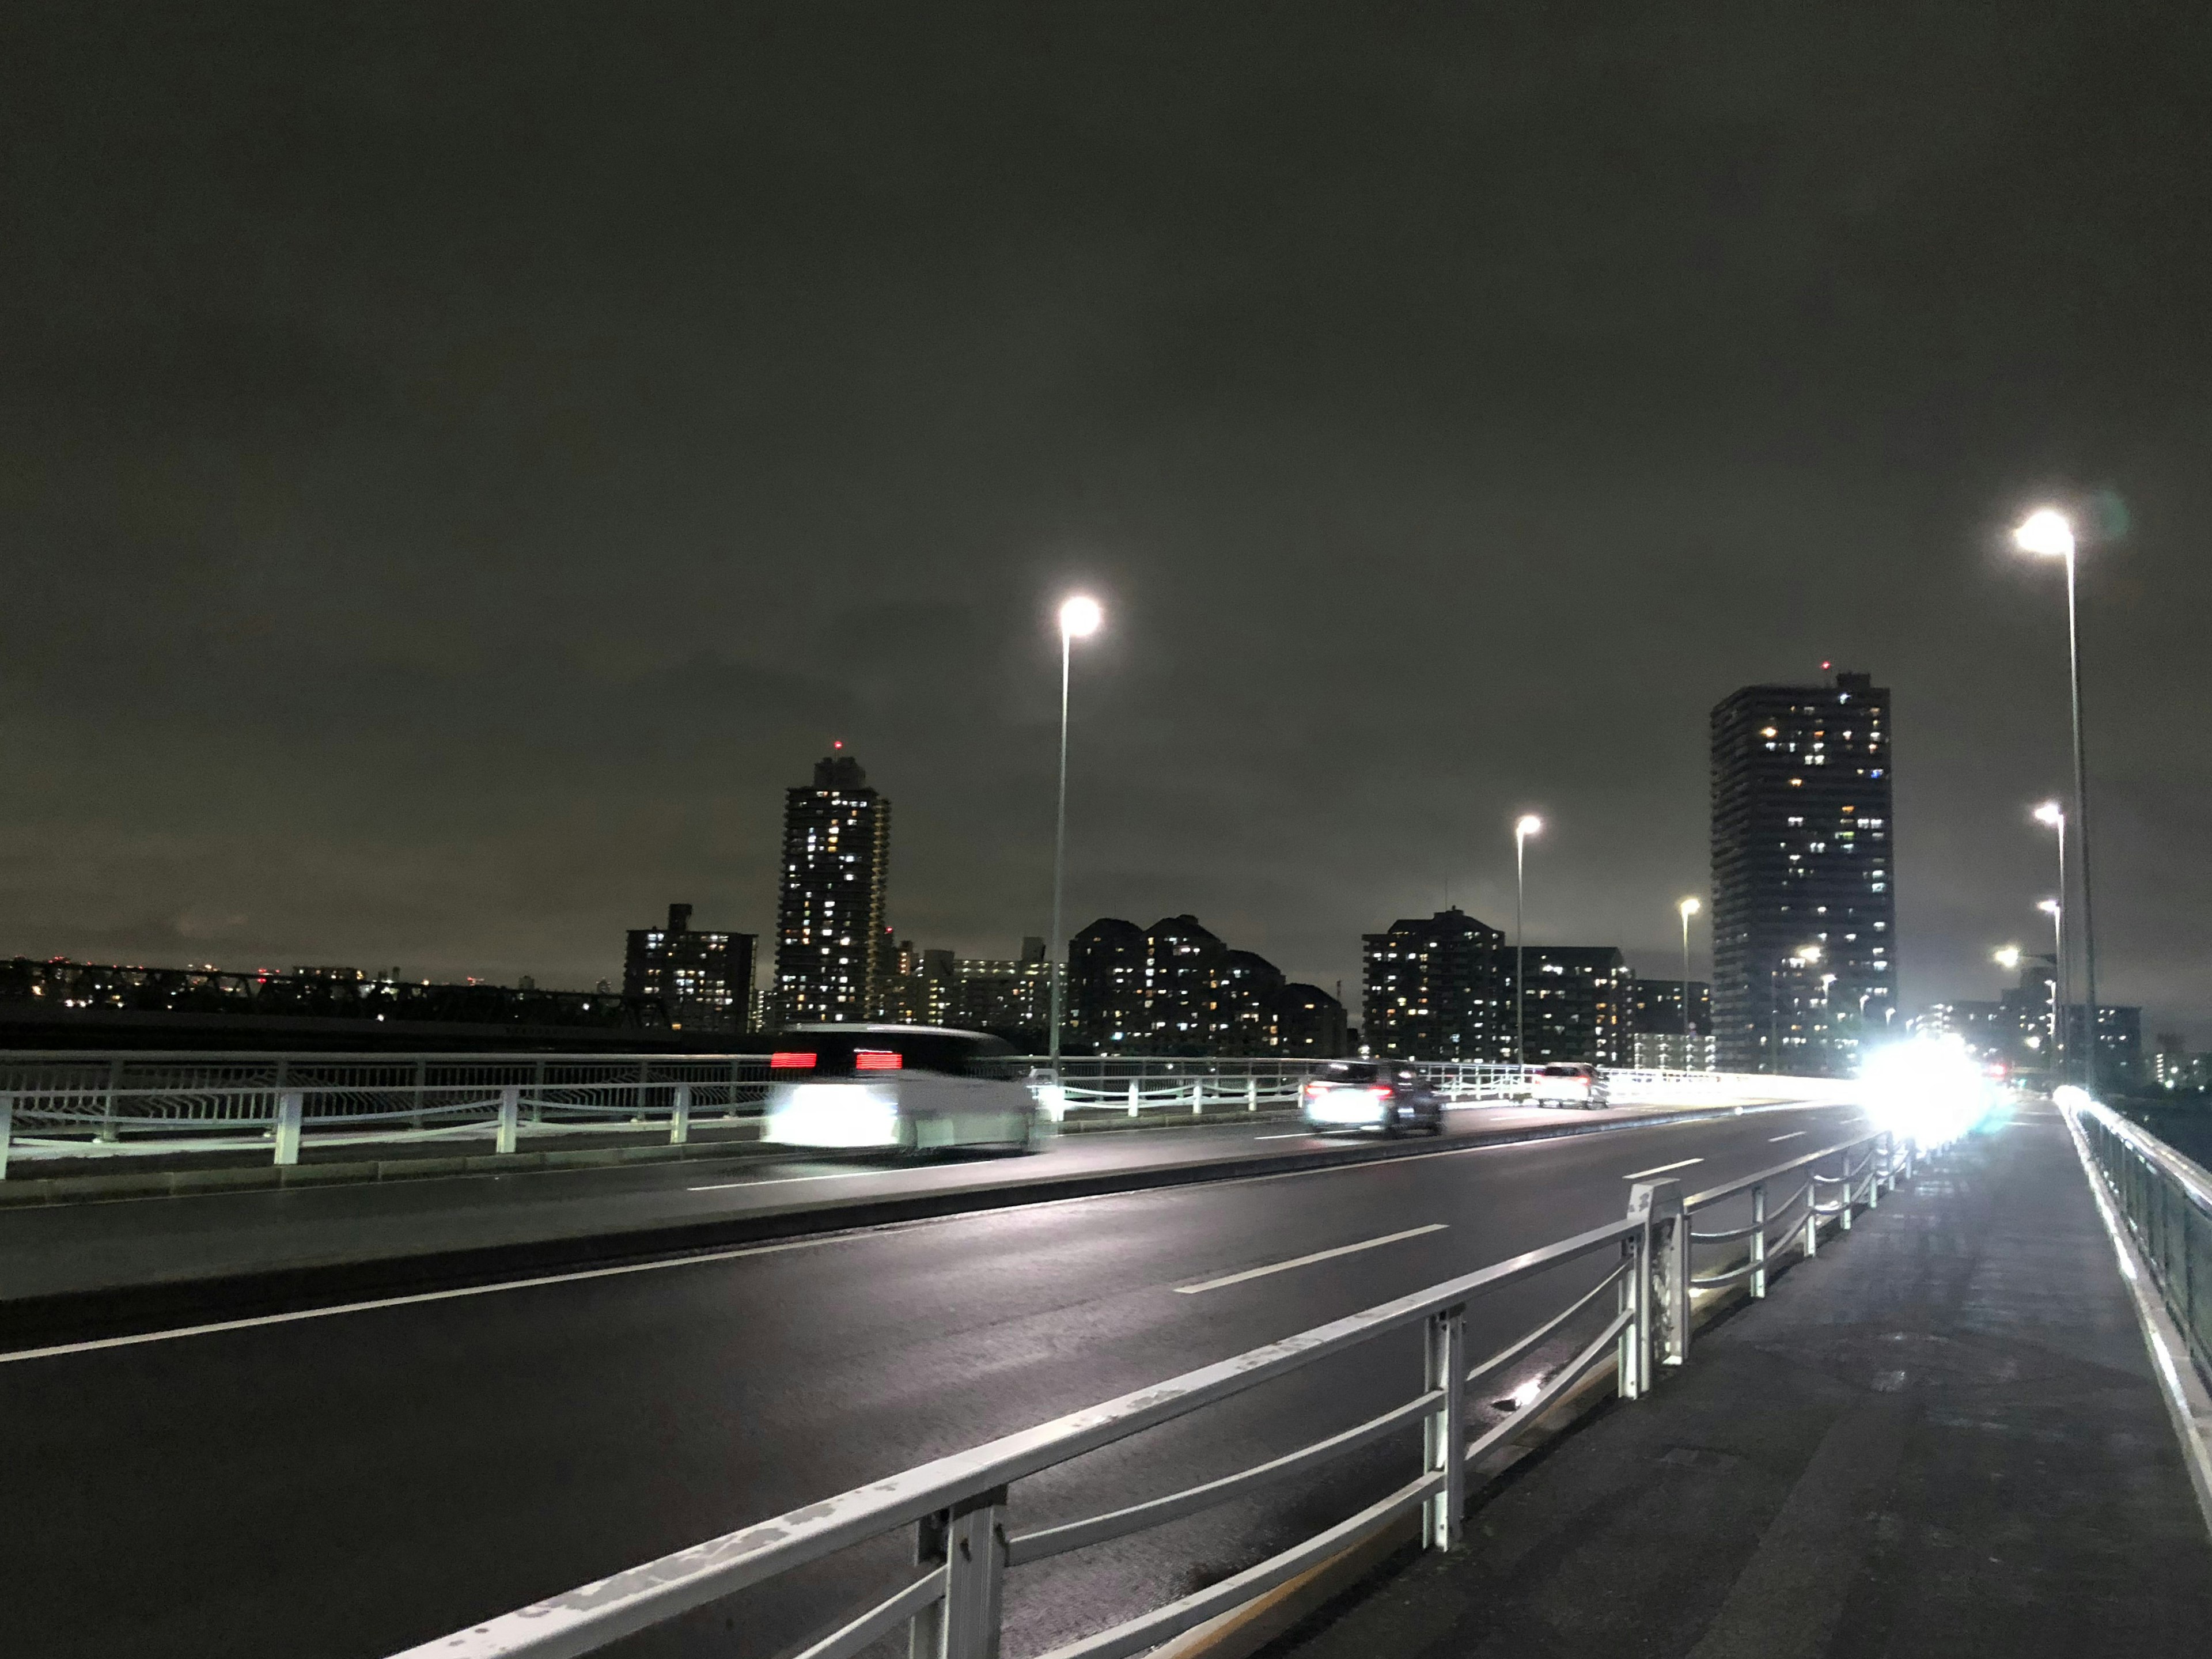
xmin=0 ymin=1096 xmax=1850 ymax=1303
xmin=0 ymin=1106 xmax=1884 ymax=1659
xmin=0 ymin=1101 xmax=1881 ymax=1657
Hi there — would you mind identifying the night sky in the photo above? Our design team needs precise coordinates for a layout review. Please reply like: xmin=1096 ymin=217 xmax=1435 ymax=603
xmin=5 ymin=4 xmax=2209 ymax=1039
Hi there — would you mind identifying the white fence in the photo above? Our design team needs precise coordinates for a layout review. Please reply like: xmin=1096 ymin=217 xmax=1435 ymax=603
xmin=0 ymin=1050 xmax=1857 ymax=1176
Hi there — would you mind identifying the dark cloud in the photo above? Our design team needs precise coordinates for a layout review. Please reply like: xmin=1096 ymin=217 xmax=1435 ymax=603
xmin=2 ymin=2 xmax=2208 ymax=1038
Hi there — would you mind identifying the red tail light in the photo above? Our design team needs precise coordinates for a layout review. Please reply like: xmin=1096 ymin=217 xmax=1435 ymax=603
xmin=770 ymin=1051 xmax=817 ymax=1070
xmin=855 ymin=1050 xmax=903 ymax=1071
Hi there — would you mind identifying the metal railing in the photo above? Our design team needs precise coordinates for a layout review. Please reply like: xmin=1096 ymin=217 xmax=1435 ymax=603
xmin=387 ymin=1126 xmax=1910 ymax=1659
xmin=2071 ymin=1096 xmax=2212 ymax=1389
xmin=0 ymin=1048 xmax=1855 ymax=1177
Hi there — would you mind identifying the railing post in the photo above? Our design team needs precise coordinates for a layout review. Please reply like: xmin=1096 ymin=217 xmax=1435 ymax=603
xmin=0 ymin=1092 xmax=13 ymax=1181
xmin=670 ymin=1084 xmax=690 ymax=1146
xmin=1246 ymin=1075 xmax=1257 ymax=1112
xmin=1839 ymin=1153 xmax=1855 ymax=1232
xmin=937 ymin=1486 xmax=1007 ymax=1659
xmin=273 ymin=1090 xmax=302 ymax=1166
xmin=1804 ymin=1181 xmax=1820 ymax=1258
xmin=1619 ymin=1181 xmax=1683 ymax=1397
xmin=1868 ymin=1137 xmax=1883 ymax=1209
xmin=1635 ymin=1178 xmax=1688 ymax=1368
xmin=1423 ymin=1303 xmax=1468 ymax=1551
xmin=1126 ymin=1080 xmax=1139 ymax=1118
xmin=1750 ymin=1181 xmax=1767 ymax=1299
xmin=497 ymin=1085 xmax=519 ymax=1155
xmin=1192 ymin=1081 xmax=1203 ymax=1117
xmin=100 ymin=1056 xmax=123 ymax=1143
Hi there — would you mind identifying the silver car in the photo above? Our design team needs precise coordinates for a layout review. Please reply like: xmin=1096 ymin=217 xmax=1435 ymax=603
xmin=760 ymin=1025 xmax=1038 ymax=1153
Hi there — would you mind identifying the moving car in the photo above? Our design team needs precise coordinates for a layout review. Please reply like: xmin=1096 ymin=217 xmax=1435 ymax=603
xmin=1301 ymin=1060 xmax=1446 ymax=1137
xmin=1528 ymin=1062 xmax=1609 ymax=1109
xmin=760 ymin=1025 xmax=1037 ymax=1153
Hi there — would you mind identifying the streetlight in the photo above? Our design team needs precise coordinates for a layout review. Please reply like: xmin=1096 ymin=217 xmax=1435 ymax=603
xmin=1993 ymin=945 xmax=2022 ymax=972
xmin=1676 ymin=898 xmax=1701 ymax=1060
xmin=2032 ymin=800 xmax=2069 ymax=1080
xmin=2038 ymin=896 xmax=2065 ymax=1075
xmin=1514 ymin=815 xmax=1542 ymax=1067
xmin=1046 ymin=594 xmax=1103 ymax=1076
xmin=2013 ymin=508 xmax=2100 ymax=1091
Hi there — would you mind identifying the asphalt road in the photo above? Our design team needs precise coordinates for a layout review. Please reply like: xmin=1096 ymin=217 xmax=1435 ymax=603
xmin=1 ymin=1097 xmax=1878 ymax=1658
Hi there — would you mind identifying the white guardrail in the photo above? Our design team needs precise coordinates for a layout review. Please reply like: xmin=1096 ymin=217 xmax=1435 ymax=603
xmin=0 ymin=1052 xmax=1856 ymax=1176
xmin=2070 ymin=1096 xmax=2212 ymax=1390
xmin=0 ymin=1051 xmax=1855 ymax=1176
xmin=385 ymin=1126 xmax=1912 ymax=1658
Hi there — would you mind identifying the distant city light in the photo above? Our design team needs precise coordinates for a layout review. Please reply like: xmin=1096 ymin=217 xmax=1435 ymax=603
xmin=2013 ymin=507 xmax=2074 ymax=559
xmin=1059 ymin=594 xmax=1103 ymax=638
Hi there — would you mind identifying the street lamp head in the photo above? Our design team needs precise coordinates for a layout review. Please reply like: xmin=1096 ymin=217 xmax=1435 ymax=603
xmin=1994 ymin=945 xmax=2022 ymax=970
xmin=1058 ymin=594 xmax=1103 ymax=639
xmin=2033 ymin=799 xmax=2064 ymax=828
xmin=2013 ymin=507 xmax=2074 ymax=560
xmin=1679 ymin=896 xmax=1701 ymax=918
xmin=1515 ymin=815 xmax=1543 ymax=839
xmin=2037 ymin=898 xmax=2062 ymax=917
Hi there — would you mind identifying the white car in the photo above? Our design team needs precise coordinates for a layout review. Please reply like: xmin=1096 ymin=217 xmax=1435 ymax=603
xmin=760 ymin=1026 xmax=1037 ymax=1153
xmin=1528 ymin=1063 xmax=1609 ymax=1109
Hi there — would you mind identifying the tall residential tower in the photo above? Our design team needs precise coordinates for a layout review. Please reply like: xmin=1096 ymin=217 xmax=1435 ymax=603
xmin=772 ymin=750 xmax=891 ymax=1025
xmin=1710 ymin=671 xmax=1896 ymax=1075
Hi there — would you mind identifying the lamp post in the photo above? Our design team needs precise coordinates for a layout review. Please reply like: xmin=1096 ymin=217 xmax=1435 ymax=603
xmin=2038 ymin=897 xmax=2065 ymax=1078
xmin=2014 ymin=509 xmax=2100 ymax=1091
xmin=2033 ymin=800 xmax=2069 ymax=1081
xmin=1677 ymin=897 xmax=1700 ymax=1065
xmin=1514 ymin=815 xmax=1542 ymax=1067
xmin=1046 ymin=594 xmax=1103 ymax=1077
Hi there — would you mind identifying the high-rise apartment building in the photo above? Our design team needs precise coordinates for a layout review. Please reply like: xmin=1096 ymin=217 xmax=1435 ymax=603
xmin=1066 ymin=915 xmax=1330 ymax=1054
xmin=1711 ymin=671 xmax=1896 ymax=1074
xmin=772 ymin=750 xmax=891 ymax=1026
xmin=1362 ymin=908 xmax=1508 ymax=1061
xmin=1513 ymin=945 xmax=1634 ymax=1066
xmin=623 ymin=903 xmax=755 ymax=1032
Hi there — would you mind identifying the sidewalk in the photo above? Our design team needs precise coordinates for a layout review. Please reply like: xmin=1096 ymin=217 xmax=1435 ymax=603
xmin=1274 ymin=1103 xmax=2212 ymax=1658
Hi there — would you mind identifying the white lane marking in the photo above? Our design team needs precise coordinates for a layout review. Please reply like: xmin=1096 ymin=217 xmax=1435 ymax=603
xmin=1622 ymin=1157 xmax=1705 ymax=1180
xmin=1173 ymin=1224 xmax=1448 ymax=1295
xmin=1768 ymin=1132 xmax=1808 ymax=1144
xmin=688 ymin=1169 xmax=879 ymax=1193
xmin=1253 ymin=1132 xmax=1317 ymax=1141
xmin=0 ymin=1234 xmax=842 ymax=1368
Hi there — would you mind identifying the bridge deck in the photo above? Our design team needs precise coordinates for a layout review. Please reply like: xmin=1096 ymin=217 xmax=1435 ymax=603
xmin=1280 ymin=1101 xmax=2212 ymax=1658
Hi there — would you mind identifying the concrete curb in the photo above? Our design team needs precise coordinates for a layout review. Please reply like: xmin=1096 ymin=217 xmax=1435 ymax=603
xmin=0 ymin=1101 xmax=1816 ymax=1354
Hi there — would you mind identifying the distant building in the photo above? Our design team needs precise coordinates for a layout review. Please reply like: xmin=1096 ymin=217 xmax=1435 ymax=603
xmin=1512 ymin=945 xmax=1634 ymax=1066
xmin=772 ymin=750 xmax=891 ymax=1026
xmin=0 ymin=957 xmax=668 ymax=1050
xmin=1068 ymin=918 xmax=1147 ymax=1048
xmin=1711 ymin=670 xmax=1896 ymax=1074
xmin=1911 ymin=961 xmax=2141 ymax=1085
xmin=624 ymin=903 xmax=754 ymax=1033
xmin=1628 ymin=978 xmax=1714 ymax=1071
xmin=1271 ymin=982 xmax=1349 ymax=1056
xmin=1067 ymin=915 xmax=1308 ymax=1054
xmin=948 ymin=938 xmax=1050 ymax=1041
xmin=1361 ymin=908 xmax=1508 ymax=1062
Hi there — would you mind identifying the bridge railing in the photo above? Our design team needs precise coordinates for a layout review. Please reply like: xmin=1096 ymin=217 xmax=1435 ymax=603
xmin=2070 ymin=1095 xmax=2212 ymax=1389
xmin=384 ymin=1127 xmax=1907 ymax=1659
xmin=0 ymin=1048 xmax=1849 ymax=1176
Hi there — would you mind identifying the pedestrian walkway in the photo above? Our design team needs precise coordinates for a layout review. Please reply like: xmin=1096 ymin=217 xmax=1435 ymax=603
xmin=1275 ymin=1103 xmax=2212 ymax=1658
